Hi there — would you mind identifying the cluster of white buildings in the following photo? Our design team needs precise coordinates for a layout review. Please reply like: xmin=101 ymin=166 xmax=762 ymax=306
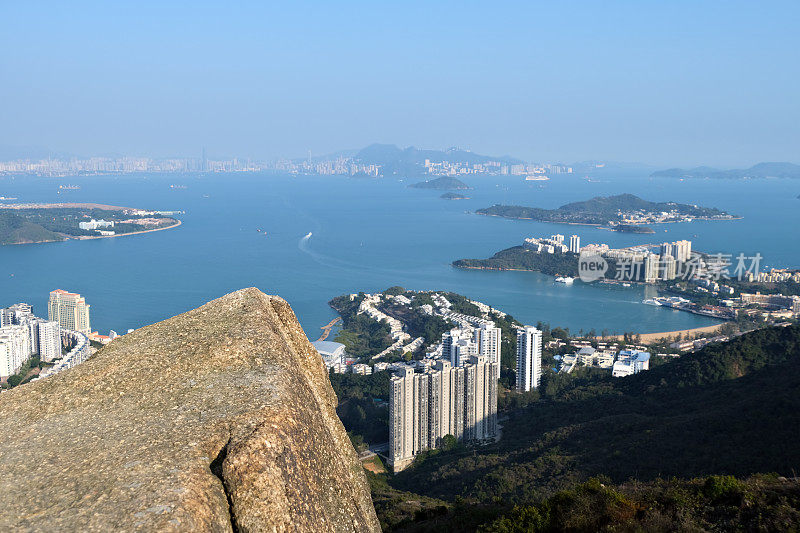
xmin=440 ymin=322 xmax=502 ymax=367
xmin=308 ymin=292 xmax=508 ymax=472
xmin=1 ymin=290 xmax=95 ymax=385
xmin=272 ymin=157 xmax=382 ymax=177
xmin=603 ymin=240 xmax=692 ymax=283
xmin=747 ymin=268 xmax=800 ymax=284
xmin=0 ymin=155 xmax=269 ymax=176
xmin=348 ymin=292 xmax=502 ymax=471
xmin=0 ymin=151 xmax=577 ymax=179
xmin=389 ymin=356 xmax=498 ymax=471
xmin=595 ymin=239 xmax=692 ymax=283
xmin=389 ymin=316 xmax=547 ymax=470
xmin=522 ymin=232 xmax=698 ymax=285
xmin=556 ymin=344 xmax=651 ymax=378
xmin=0 ymin=303 xmax=62 ymax=379
xmin=419 ymin=158 xmax=572 ymax=177
xmin=355 ymin=293 xmax=424 ymax=359
xmin=523 ymin=234 xmax=582 ymax=254
xmin=78 ymin=218 xmax=115 ymax=231
xmin=741 ymin=292 xmax=800 ymax=314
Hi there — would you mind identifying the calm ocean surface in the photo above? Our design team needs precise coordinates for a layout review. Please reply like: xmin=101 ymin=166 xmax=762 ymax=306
xmin=1 ymin=172 xmax=798 ymax=338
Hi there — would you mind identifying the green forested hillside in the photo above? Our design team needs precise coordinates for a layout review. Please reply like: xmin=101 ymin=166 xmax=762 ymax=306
xmin=375 ymin=474 xmax=800 ymax=531
xmin=453 ymin=246 xmax=579 ymax=276
xmin=0 ymin=212 xmax=65 ymax=244
xmin=377 ymin=325 xmax=800 ymax=530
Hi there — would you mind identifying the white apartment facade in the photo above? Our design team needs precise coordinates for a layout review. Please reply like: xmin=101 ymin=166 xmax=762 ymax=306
xmin=48 ymin=289 xmax=91 ymax=334
xmin=389 ymin=356 xmax=498 ymax=472
xmin=516 ymin=326 xmax=542 ymax=392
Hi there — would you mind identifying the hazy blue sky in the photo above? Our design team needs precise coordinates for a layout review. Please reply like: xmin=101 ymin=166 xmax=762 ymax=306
xmin=2 ymin=1 xmax=798 ymax=166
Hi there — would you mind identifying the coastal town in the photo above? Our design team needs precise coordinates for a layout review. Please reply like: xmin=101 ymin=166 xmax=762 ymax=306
xmin=314 ymin=287 xmax=751 ymax=472
xmin=314 ymin=237 xmax=800 ymax=472
xmin=458 ymin=231 xmax=800 ymax=323
xmin=0 ymin=290 xmax=123 ymax=390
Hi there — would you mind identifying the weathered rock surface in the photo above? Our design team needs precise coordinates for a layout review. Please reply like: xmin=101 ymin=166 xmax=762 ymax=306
xmin=0 ymin=288 xmax=380 ymax=532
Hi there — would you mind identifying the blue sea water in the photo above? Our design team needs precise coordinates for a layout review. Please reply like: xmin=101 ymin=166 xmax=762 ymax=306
xmin=1 ymin=172 xmax=798 ymax=338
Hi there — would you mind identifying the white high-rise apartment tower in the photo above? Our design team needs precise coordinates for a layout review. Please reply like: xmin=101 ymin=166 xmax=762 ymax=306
xmin=36 ymin=321 xmax=62 ymax=363
xmin=48 ymin=289 xmax=91 ymax=334
xmin=673 ymin=240 xmax=692 ymax=262
xmin=473 ymin=322 xmax=501 ymax=365
xmin=389 ymin=368 xmax=418 ymax=471
xmin=516 ymin=326 xmax=542 ymax=392
xmin=569 ymin=234 xmax=581 ymax=253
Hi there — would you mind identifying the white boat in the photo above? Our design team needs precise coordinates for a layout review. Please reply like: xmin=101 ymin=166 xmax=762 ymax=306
xmin=555 ymin=276 xmax=574 ymax=284
xmin=304 ymin=232 xmax=313 ymax=239
xmin=642 ymin=298 xmax=662 ymax=306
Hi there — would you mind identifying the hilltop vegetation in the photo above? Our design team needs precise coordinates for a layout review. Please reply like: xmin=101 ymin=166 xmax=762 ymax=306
xmin=453 ymin=246 xmax=579 ymax=276
xmin=476 ymin=193 xmax=731 ymax=225
xmin=373 ymin=474 xmax=800 ymax=531
xmin=373 ymin=324 xmax=800 ymax=529
xmin=0 ymin=212 xmax=65 ymax=244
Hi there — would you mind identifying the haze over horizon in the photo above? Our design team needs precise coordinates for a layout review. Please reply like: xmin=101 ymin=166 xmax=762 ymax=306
xmin=2 ymin=1 xmax=798 ymax=167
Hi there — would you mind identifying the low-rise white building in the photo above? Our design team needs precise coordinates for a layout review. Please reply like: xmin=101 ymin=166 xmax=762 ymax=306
xmin=350 ymin=363 xmax=372 ymax=375
xmin=311 ymin=340 xmax=347 ymax=371
xmin=78 ymin=219 xmax=115 ymax=231
xmin=612 ymin=350 xmax=651 ymax=377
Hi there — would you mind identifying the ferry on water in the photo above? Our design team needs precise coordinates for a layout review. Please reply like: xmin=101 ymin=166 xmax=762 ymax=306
xmin=555 ymin=276 xmax=574 ymax=284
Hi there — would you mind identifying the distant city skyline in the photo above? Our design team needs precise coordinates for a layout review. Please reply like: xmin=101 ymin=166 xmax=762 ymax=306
xmin=0 ymin=143 xmax=796 ymax=173
xmin=2 ymin=2 xmax=799 ymax=167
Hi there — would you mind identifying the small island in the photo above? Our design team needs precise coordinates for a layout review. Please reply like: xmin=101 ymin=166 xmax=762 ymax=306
xmin=440 ymin=192 xmax=470 ymax=200
xmin=612 ymin=224 xmax=655 ymax=234
xmin=409 ymin=176 xmax=471 ymax=190
xmin=0 ymin=203 xmax=182 ymax=245
xmin=476 ymin=193 xmax=736 ymax=226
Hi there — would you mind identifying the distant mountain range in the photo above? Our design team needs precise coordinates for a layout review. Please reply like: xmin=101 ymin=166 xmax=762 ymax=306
xmin=651 ymin=162 xmax=800 ymax=179
xmin=354 ymin=143 xmax=522 ymax=176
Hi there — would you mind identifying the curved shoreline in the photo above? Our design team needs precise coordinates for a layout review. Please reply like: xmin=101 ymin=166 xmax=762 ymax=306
xmin=602 ymin=323 xmax=725 ymax=343
xmin=454 ymin=264 xmax=727 ymax=339
xmin=3 ymin=219 xmax=182 ymax=246
xmin=74 ymin=219 xmax=182 ymax=241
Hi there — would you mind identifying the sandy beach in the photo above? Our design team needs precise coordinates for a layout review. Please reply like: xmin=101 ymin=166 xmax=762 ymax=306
xmin=602 ymin=322 xmax=726 ymax=344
